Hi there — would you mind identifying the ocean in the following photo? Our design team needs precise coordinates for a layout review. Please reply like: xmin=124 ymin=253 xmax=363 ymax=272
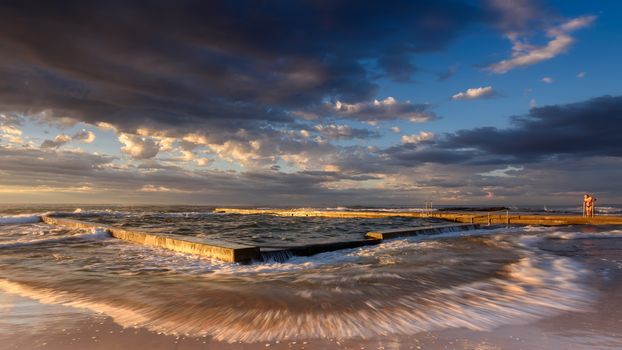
xmin=1 ymin=205 xmax=622 ymax=349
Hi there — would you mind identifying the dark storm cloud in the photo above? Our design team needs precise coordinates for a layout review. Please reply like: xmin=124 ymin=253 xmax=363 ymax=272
xmin=374 ymin=95 xmax=622 ymax=169
xmin=442 ymin=95 xmax=622 ymax=161
xmin=376 ymin=54 xmax=418 ymax=83
xmin=0 ymin=147 xmax=114 ymax=177
xmin=386 ymin=147 xmax=477 ymax=165
xmin=0 ymin=0 xmax=480 ymax=134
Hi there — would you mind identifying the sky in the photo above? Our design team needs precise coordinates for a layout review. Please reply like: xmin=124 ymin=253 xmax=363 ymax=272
xmin=1 ymin=0 xmax=621 ymax=206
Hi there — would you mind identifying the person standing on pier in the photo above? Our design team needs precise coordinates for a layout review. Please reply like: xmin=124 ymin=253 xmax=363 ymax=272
xmin=583 ymin=194 xmax=596 ymax=217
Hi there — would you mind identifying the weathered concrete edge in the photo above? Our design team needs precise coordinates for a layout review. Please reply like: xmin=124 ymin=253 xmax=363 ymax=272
xmin=366 ymin=223 xmax=480 ymax=240
xmin=282 ymin=239 xmax=382 ymax=257
xmin=215 ymin=208 xmax=622 ymax=226
xmin=40 ymin=215 xmax=261 ymax=263
xmin=39 ymin=215 xmax=484 ymax=264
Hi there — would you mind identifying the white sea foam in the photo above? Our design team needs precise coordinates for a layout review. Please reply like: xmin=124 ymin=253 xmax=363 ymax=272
xmin=0 ymin=216 xmax=608 ymax=343
xmin=595 ymin=206 xmax=622 ymax=215
xmin=545 ymin=230 xmax=622 ymax=240
xmin=209 ymin=227 xmax=512 ymax=275
xmin=70 ymin=208 xmax=217 ymax=218
xmin=0 ymin=250 xmax=594 ymax=343
xmin=0 ymin=214 xmax=42 ymax=225
xmin=155 ymin=211 xmax=216 ymax=218
xmin=69 ymin=208 xmax=130 ymax=217
xmin=321 ymin=207 xmax=437 ymax=213
xmin=0 ymin=227 xmax=110 ymax=248
xmin=521 ymin=225 xmax=558 ymax=232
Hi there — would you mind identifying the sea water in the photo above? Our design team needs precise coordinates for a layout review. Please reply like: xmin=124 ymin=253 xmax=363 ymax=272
xmin=0 ymin=205 xmax=621 ymax=345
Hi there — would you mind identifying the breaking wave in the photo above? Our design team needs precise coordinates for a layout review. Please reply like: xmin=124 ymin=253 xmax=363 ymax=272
xmin=0 ymin=227 xmax=110 ymax=249
xmin=0 ymin=214 xmax=42 ymax=225
xmin=0 ymin=233 xmax=595 ymax=343
xmin=69 ymin=208 xmax=218 ymax=218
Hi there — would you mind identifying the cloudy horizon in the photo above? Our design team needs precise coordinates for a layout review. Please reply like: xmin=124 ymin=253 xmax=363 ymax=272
xmin=1 ymin=0 xmax=621 ymax=206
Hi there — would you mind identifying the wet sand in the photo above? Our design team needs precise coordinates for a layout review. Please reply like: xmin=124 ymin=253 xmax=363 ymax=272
xmin=1 ymin=235 xmax=622 ymax=350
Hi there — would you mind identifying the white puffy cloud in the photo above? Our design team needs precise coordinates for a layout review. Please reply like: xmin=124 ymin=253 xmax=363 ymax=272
xmin=178 ymin=129 xmax=339 ymax=170
xmin=118 ymin=133 xmax=160 ymax=159
xmin=172 ymin=149 xmax=212 ymax=166
xmin=541 ymin=77 xmax=554 ymax=84
xmin=489 ymin=16 xmax=596 ymax=74
xmin=195 ymin=158 xmax=213 ymax=167
xmin=0 ymin=126 xmax=23 ymax=145
xmin=157 ymin=137 xmax=175 ymax=152
xmin=0 ymin=114 xmax=24 ymax=145
xmin=401 ymin=131 xmax=435 ymax=144
xmin=452 ymin=86 xmax=495 ymax=100
xmin=0 ymin=125 xmax=21 ymax=136
xmin=390 ymin=126 xmax=401 ymax=133
xmin=577 ymin=72 xmax=587 ymax=78
xmin=41 ymin=134 xmax=71 ymax=149
xmin=323 ymin=164 xmax=341 ymax=172
xmin=72 ymin=129 xmax=96 ymax=143
xmin=40 ymin=129 xmax=95 ymax=149
xmin=96 ymin=122 xmax=117 ymax=131
xmin=207 ymin=139 xmax=275 ymax=167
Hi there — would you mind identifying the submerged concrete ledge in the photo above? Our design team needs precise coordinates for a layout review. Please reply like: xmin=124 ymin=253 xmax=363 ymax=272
xmin=366 ymin=223 xmax=479 ymax=240
xmin=274 ymin=239 xmax=382 ymax=257
xmin=40 ymin=215 xmax=261 ymax=263
xmin=215 ymin=208 xmax=622 ymax=226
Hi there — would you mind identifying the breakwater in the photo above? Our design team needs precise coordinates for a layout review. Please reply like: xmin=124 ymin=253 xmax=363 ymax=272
xmin=39 ymin=213 xmax=482 ymax=263
xmin=215 ymin=208 xmax=622 ymax=225
xmin=41 ymin=215 xmax=261 ymax=263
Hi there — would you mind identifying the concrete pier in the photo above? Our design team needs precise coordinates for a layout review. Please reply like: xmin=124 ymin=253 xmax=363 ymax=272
xmin=215 ymin=208 xmax=622 ymax=226
xmin=41 ymin=207 xmax=617 ymax=264
xmin=39 ymin=214 xmax=481 ymax=264
xmin=366 ymin=223 xmax=479 ymax=240
xmin=40 ymin=215 xmax=261 ymax=263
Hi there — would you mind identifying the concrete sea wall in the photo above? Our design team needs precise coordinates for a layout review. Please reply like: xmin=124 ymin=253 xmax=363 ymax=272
xmin=215 ymin=208 xmax=622 ymax=226
xmin=40 ymin=215 xmax=261 ymax=263
xmin=41 ymin=207 xmax=621 ymax=264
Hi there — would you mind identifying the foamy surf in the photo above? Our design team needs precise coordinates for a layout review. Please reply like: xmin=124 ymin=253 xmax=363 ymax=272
xmin=545 ymin=230 xmax=622 ymax=240
xmin=0 ymin=227 xmax=110 ymax=249
xmin=69 ymin=207 xmax=218 ymax=218
xmin=0 ymin=227 xmax=597 ymax=343
xmin=0 ymin=214 xmax=42 ymax=225
xmin=0 ymin=251 xmax=593 ymax=343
